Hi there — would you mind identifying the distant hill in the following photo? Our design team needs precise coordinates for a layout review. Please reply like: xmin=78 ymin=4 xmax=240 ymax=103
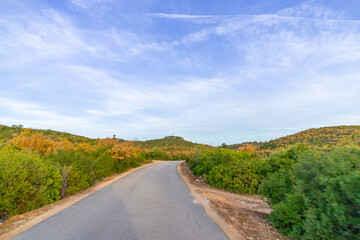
xmin=3 ymin=124 xmax=359 ymax=152
xmin=133 ymin=136 xmax=208 ymax=149
xmin=0 ymin=124 xmax=93 ymax=144
xmin=0 ymin=125 xmax=209 ymax=149
xmin=224 ymin=125 xmax=360 ymax=150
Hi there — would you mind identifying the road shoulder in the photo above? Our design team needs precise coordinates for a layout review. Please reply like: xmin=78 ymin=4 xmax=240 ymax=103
xmin=177 ymin=162 xmax=289 ymax=240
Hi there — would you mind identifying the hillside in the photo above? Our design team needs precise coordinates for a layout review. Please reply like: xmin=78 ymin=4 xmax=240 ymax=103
xmin=0 ymin=125 xmax=208 ymax=149
xmin=0 ymin=125 xmax=93 ymax=144
xmin=224 ymin=125 xmax=360 ymax=150
xmin=3 ymin=125 xmax=359 ymax=151
xmin=133 ymin=136 xmax=207 ymax=148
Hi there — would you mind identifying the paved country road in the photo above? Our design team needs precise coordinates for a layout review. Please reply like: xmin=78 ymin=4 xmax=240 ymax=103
xmin=12 ymin=161 xmax=228 ymax=240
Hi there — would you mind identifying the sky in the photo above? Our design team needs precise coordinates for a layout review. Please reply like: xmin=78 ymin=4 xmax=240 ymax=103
xmin=0 ymin=0 xmax=360 ymax=145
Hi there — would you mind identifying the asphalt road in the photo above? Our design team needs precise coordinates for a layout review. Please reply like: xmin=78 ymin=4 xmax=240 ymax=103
xmin=12 ymin=161 xmax=228 ymax=240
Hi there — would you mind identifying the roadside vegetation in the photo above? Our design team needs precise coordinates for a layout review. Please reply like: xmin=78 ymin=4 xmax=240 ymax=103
xmin=0 ymin=125 xmax=204 ymax=222
xmin=1 ymin=124 xmax=359 ymax=239
xmin=187 ymin=126 xmax=360 ymax=239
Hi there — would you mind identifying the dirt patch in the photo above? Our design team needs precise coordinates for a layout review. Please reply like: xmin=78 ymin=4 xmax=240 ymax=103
xmin=0 ymin=161 xmax=160 ymax=240
xmin=177 ymin=162 xmax=289 ymax=240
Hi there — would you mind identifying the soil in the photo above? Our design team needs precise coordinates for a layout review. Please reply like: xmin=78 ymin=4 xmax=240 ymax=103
xmin=177 ymin=162 xmax=289 ymax=240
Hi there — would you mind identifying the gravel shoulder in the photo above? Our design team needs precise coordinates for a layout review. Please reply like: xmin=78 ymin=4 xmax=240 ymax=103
xmin=177 ymin=162 xmax=289 ymax=240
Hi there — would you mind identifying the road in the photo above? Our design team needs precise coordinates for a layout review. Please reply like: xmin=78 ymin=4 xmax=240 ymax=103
xmin=12 ymin=161 xmax=228 ymax=240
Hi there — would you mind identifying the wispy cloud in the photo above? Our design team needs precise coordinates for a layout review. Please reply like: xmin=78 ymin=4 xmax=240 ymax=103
xmin=69 ymin=0 xmax=111 ymax=9
xmin=147 ymin=13 xmax=215 ymax=19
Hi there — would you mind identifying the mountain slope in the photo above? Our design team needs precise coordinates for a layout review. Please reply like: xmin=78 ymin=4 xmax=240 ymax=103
xmin=225 ymin=125 xmax=360 ymax=150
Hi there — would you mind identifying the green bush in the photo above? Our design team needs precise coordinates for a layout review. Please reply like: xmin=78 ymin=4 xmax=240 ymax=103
xmin=261 ymin=144 xmax=310 ymax=175
xmin=258 ymin=144 xmax=310 ymax=205
xmin=269 ymin=191 xmax=306 ymax=238
xmin=149 ymin=147 xmax=168 ymax=160
xmin=65 ymin=166 xmax=90 ymax=196
xmin=187 ymin=148 xmax=264 ymax=194
xmin=90 ymin=146 xmax=117 ymax=179
xmin=0 ymin=149 xmax=62 ymax=219
xmin=188 ymin=148 xmax=250 ymax=176
xmin=204 ymin=158 xmax=263 ymax=194
xmin=46 ymin=149 xmax=97 ymax=185
xmin=259 ymin=147 xmax=360 ymax=239
xmin=257 ymin=169 xmax=293 ymax=205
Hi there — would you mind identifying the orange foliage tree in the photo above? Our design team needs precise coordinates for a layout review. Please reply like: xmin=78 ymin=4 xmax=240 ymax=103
xmin=74 ymin=142 xmax=93 ymax=152
xmin=10 ymin=129 xmax=76 ymax=154
xmin=237 ymin=143 xmax=258 ymax=155
xmin=56 ymin=138 xmax=75 ymax=151
xmin=107 ymin=141 xmax=141 ymax=161
xmin=10 ymin=129 xmax=57 ymax=154
xmin=75 ymin=138 xmax=120 ymax=153
xmin=97 ymin=138 xmax=119 ymax=146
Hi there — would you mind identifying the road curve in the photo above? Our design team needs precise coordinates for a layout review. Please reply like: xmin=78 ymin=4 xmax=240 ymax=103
xmin=12 ymin=161 xmax=228 ymax=240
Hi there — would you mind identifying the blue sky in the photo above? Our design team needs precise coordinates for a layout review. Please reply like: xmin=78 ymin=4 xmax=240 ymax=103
xmin=0 ymin=0 xmax=360 ymax=145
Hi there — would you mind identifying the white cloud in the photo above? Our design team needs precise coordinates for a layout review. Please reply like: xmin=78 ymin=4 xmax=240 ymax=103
xmin=0 ymin=97 xmax=94 ymax=131
xmin=1 ymin=1 xmax=360 ymax=144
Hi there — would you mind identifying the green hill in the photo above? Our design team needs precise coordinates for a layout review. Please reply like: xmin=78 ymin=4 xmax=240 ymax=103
xmin=133 ymin=136 xmax=206 ymax=148
xmin=224 ymin=125 xmax=360 ymax=150
xmin=3 ymin=124 xmax=359 ymax=152
xmin=0 ymin=124 xmax=92 ymax=144
xmin=0 ymin=125 xmax=208 ymax=149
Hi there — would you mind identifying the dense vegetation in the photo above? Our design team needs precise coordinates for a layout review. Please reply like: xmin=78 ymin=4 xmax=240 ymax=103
xmin=0 ymin=127 xmax=147 ymax=221
xmin=0 ymin=125 xmax=204 ymax=222
xmin=224 ymin=125 xmax=360 ymax=150
xmin=187 ymin=127 xmax=360 ymax=239
xmin=2 ymin=124 xmax=359 ymax=239
xmin=258 ymin=147 xmax=360 ymax=239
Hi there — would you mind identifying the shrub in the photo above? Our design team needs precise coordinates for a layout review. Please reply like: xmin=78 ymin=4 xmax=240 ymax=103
xmin=0 ymin=149 xmax=62 ymax=219
xmin=149 ymin=147 xmax=168 ymax=160
xmin=46 ymin=149 xmax=96 ymax=185
xmin=204 ymin=158 xmax=264 ymax=194
xmin=293 ymin=148 xmax=360 ymax=239
xmin=269 ymin=191 xmax=306 ymax=238
xmin=91 ymin=146 xmax=117 ymax=179
xmin=65 ymin=166 xmax=90 ymax=196
xmin=259 ymin=147 xmax=360 ymax=239
xmin=257 ymin=169 xmax=293 ymax=205
xmin=188 ymin=148 xmax=250 ymax=176
xmin=261 ymin=144 xmax=310 ymax=175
